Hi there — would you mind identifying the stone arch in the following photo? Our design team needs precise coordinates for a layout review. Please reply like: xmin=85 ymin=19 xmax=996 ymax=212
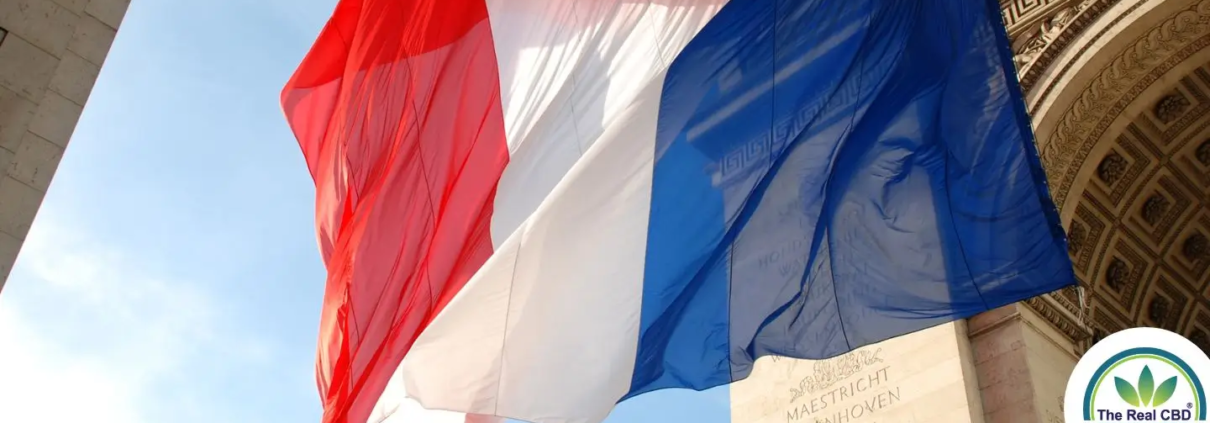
xmin=1003 ymin=0 xmax=1210 ymax=351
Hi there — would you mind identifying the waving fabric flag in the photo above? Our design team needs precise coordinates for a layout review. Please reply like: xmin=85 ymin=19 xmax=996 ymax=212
xmin=281 ymin=0 xmax=507 ymax=421
xmin=281 ymin=0 xmax=1076 ymax=422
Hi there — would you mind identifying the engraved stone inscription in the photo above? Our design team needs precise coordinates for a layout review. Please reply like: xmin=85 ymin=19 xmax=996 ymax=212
xmin=731 ymin=323 xmax=982 ymax=423
xmin=784 ymin=366 xmax=900 ymax=423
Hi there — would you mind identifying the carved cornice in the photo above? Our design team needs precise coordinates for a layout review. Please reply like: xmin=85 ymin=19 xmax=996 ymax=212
xmin=1040 ymin=0 xmax=1210 ymax=207
xmin=1018 ymin=0 xmax=1136 ymax=97
xmin=1012 ymin=0 xmax=1210 ymax=348
xmin=1022 ymin=288 xmax=1094 ymax=347
xmin=1004 ymin=0 xmax=1072 ymax=34
xmin=1010 ymin=0 xmax=1106 ymax=88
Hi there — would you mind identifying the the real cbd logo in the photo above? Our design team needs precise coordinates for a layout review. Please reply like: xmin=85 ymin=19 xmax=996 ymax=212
xmin=1116 ymin=365 xmax=1179 ymax=408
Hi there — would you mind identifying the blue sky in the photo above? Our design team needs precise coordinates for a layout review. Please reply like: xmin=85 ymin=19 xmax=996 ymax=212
xmin=0 ymin=1 xmax=728 ymax=422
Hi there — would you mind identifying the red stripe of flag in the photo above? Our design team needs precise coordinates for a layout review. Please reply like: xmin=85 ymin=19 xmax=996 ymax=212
xmin=280 ymin=0 xmax=508 ymax=421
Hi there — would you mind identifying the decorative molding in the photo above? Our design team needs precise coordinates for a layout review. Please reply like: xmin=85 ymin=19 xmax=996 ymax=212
xmin=1102 ymin=140 xmax=1151 ymax=207
xmin=1023 ymin=0 xmax=1142 ymax=111
xmin=1003 ymin=0 xmax=1070 ymax=31
xmin=1021 ymin=289 xmax=1093 ymax=346
xmin=1026 ymin=12 xmax=1210 ymax=343
xmin=986 ymin=0 xmax=1210 ymax=352
xmin=1148 ymin=276 xmax=1189 ymax=332
xmin=1155 ymin=78 xmax=1209 ymax=140
xmin=1040 ymin=0 xmax=1210 ymax=208
xmin=1011 ymin=0 xmax=1097 ymax=73
xmin=1108 ymin=239 xmax=1149 ymax=315
xmin=1142 ymin=177 xmax=1193 ymax=246
xmin=1071 ymin=205 xmax=1109 ymax=275
xmin=1012 ymin=0 xmax=1127 ymax=94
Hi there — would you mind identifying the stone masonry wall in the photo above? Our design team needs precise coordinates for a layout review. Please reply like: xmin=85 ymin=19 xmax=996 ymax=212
xmin=0 ymin=0 xmax=130 ymax=291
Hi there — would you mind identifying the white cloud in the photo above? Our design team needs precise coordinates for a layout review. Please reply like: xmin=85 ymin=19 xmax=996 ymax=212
xmin=0 ymin=305 xmax=143 ymax=423
xmin=0 ymin=215 xmax=272 ymax=423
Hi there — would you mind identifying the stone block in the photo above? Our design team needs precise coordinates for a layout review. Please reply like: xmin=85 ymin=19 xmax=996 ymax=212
xmin=8 ymin=132 xmax=63 ymax=191
xmin=66 ymin=14 xmax=115 ymax=66
xmin=973 ymin=349 xmax=1030 ymax=390
xmin=85 ymin=0 xmax=129 ymax=29
xmin=956 ymin=321 xmax=988 ymax=421
xmin=968 ymin=304 xmax=1017 ymax=332
xmin=0 ymin=230 xmax=20 ymax=292
xmin=0 ymin=86 xmax=37 ymax=151
xmin=0 ymin=34 xmax=60 ymax=102
xmin=48 ymin=51 xmax=99 ymax=104
xmin=970 ymin=323 xmax=1026 ymax=364
xmin=969 ymin=304 xmax=1079 ymax=423
xmin=51 ymin=0 xmax=89 ymax=14
xmin=0 ymin=176 xmax=45 ymax=239
xmin=984 ymin=398 xmax=1038 ymax=423
xmin=0 ymin=144 xmax=13 ymax=175
xmin=0 ymin=0 xmax=78 ymax=56
xmin=978 ymin=375 xmax=1035 ymax=415
xmin=28 ymin=91 xmax=82 ymax=147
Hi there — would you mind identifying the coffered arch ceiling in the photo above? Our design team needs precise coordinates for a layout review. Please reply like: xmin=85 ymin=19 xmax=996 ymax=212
xmin=1003 ymin=0 xmax=1210 ymax=352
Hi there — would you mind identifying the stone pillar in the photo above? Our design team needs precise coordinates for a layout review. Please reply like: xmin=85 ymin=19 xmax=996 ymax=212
xmin=968 ymin=302 xmax=1086 ymax=423
xmin=0 ymin=0 xmax=129 ymax=291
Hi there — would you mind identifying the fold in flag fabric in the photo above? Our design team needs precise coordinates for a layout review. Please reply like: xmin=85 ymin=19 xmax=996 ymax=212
xmin=281 ymin=0 xmax=1077 ymax=421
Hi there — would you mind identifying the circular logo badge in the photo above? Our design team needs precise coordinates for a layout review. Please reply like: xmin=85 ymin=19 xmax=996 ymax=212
xmin=1065 ymin=328 xmax=1210 ymax=422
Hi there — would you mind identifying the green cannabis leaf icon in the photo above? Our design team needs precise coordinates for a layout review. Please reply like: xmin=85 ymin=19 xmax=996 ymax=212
xmin=1140 ymin=366 xmax=1155 ymax=406
xmin=1154 ymin=377 xmax=1178 ymax=407
xmin=1117 ymin=376 xmax=1140 ymax=407
xmin=1115 ymin=365 xmax=1179 ymax=407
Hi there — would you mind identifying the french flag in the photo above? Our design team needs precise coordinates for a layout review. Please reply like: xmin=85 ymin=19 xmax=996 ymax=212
xmin=280 ymin=0 xmax=1076 ymax=422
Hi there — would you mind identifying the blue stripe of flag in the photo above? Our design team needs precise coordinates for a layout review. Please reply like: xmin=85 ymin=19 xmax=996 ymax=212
xmin=628 ymin=0 xmax=1074 ymax=400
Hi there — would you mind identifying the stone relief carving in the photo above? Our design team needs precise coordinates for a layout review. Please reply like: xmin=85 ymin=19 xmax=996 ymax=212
xmin=1141 ymin=194 xmax=1170 ymax=225
xmin=1197 ymin=140 xmax=1210 ymax=164
xmin=1041 ymin=0 xmax=1210 ymax=207
xmin=1026 ymin=292 xmax=1093 ymax=347
xmin=1003 ymin=0 xmax=1064 ymax=29
xmin=786 ymin=348 xmax=884 ymax=404
xmin=1018 ymin=0 xmax=1125 ymax=96
xmin=1105 ymin=258 xmax=1129 ymax=291
xmin=1013 ymin=0 xmax=1095 ymax=70
xmin=1154 ymin=93 xmax=1192 ymax=123
xmin=1183 ymin=232 xmax=1208 ymax=260
xmin=1068 ymin=221 xmax=1088 ymax=255
xmin=1096 ymin=152 xmax=1128 ymax=185
xmin=995 ymin=0 xmax=1210 ymax=352
xmin=1147 ymin=296 xmax=1171 ymax=327
xmin=1053 ymin=63 xmax=1209 ymax=342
